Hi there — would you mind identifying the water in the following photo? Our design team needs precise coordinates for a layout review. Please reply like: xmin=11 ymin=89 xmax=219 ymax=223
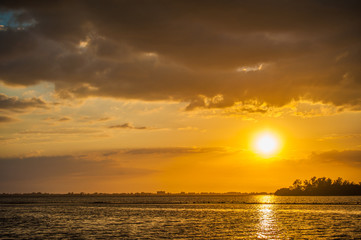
xmin=1 ymin=195 xmax=361 ymax=239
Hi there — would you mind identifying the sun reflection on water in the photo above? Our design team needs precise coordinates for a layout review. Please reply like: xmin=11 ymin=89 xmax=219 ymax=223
xmin=257 ymin=195 xmax=279 ymax=239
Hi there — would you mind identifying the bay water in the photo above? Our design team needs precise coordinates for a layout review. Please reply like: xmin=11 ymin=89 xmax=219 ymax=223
xmin=1 ymin=195 xmax=360 ymax=239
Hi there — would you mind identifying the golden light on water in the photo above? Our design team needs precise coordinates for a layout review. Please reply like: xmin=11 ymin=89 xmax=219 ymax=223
xmin=257 ymin=195 xmax=278 ymax=238
xmin=252 ymin=130 xmax=282 ymax=158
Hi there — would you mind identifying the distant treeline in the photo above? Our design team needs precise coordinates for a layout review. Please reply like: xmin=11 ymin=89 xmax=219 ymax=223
xmin=0 ymin=192 xmax=270 ymax=196
xmin=275 ymin=177 xmax=361 ymax=196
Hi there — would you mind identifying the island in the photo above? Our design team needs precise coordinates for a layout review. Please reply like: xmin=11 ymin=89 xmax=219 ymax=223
xmin=275 ymin=177 xmax=361 ymax=196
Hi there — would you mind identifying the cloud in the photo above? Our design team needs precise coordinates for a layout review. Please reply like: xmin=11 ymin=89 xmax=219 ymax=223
xmin=90 ymin=147 xmax=229 ymax=158
xmin=0 ymin=154 xmax=155 ymax=184
xmin=222 ymin=100 xmax=270 ymax=116
xmin=309 ymin=150 xmax=361 ymax=166
xmin=19 ymin=128 xmax=100 ymax=135
xmin=185 ymin=94 xmax=232 ymax=111
xmin=177 ymin=126 xmax=200 ymax=131
xmin=318 ymin=134 xmax=361 ymax=142
xmin=287 ymin=100 xmax=343 ymax=118
xmin=120 ymin=147 xmax=227 ymax=155
xmin=191 ymin=99 xmax=347 ymax=119
xmin=58 ymin=117 xmax=71 ymax=122
xmin=108 ymin=123 xmax=150 ymax=130
xmin=0 ymin=147 xmax=229 ymax=192
xmin=0 ymin=136 xmax=17 ymax=142
xmin=0 ymin=1 xmax=360 ymax=110
xmin=237 ymin=64 xmax=264 ymax=72
xmin=44 ymin=116 xmax=71 ymax=122
xmin=0 ymin=115 xmax=16 ymax=123
xmin=0 ymin=93 xmax=48 ymax=111
xmin=97 ymin=117 xmax=111 ymax=122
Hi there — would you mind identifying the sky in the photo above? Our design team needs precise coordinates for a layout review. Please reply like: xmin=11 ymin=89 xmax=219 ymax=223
xmin=0 ymin=0 xmax=360 ymax=193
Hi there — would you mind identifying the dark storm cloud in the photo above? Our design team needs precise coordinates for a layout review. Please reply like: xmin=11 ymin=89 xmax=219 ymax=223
xmin=0 ymin=93 xmax=48 ymax=111
xmin=0 ymin=0 xmax=360 ymax=109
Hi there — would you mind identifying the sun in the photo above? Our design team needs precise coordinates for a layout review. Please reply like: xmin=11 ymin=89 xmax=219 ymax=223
xmin=252 ymin=131 xmax=282 ymax=158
